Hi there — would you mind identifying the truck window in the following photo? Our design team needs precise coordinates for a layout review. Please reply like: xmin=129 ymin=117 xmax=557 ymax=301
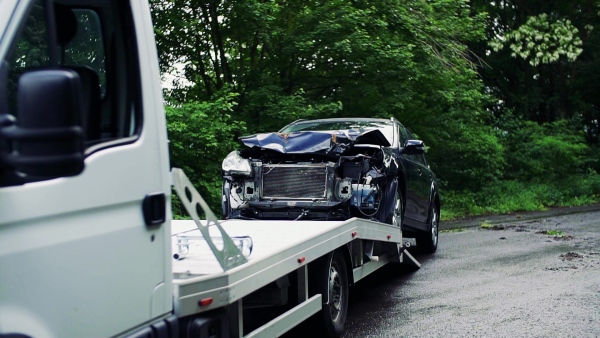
xmin=4 ymin=0 xmax=140 ymax=151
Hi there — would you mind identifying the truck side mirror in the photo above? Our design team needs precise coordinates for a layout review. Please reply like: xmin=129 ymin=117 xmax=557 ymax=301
xmin=402 ymin=139 xmax=425 ymax=155
xmin=0 ymin=69 xmax=85 ymax=179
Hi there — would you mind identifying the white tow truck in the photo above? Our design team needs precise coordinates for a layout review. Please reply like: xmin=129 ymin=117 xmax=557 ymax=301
xmin=0 ymin=1 xmax=420 ymax=337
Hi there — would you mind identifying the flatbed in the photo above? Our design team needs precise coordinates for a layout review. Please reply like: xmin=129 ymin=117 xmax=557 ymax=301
xmin=0 ymin=3 xmax=424 ymax=336
xmin=171 ymin=217 xmax=420 ymax=337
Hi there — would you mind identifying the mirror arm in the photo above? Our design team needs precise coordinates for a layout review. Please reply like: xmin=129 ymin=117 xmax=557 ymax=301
xmin=0 ymin=124 xmax=83 ymax=141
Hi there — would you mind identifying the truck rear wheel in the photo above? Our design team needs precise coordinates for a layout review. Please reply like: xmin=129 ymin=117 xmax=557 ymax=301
xmin=320 ymin=250 xmax=349 ymax=337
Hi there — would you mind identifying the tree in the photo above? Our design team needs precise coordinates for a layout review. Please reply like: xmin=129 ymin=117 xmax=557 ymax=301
xmin=151 ymin=0 xmax=501 ymax=212
xmin=470 ymin=0 xmax=600 ymax=132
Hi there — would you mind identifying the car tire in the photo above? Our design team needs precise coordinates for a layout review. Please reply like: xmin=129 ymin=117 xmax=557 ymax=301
xmin=221 ymin=179 xmax=231 ymax=218
xmin=416 ymin=202 xmax=439 ymax=254
xmin=386 ymin=189 xmax=403 ymax=230
xmin=319 ymin=251 xmax=349 ymax=338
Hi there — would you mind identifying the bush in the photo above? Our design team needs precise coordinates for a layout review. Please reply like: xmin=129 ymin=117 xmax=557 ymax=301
xmin=499 ymin=119 xmax=589 ymax=182
xmin=442 ymin=173 xmax=600 ymax=220
xmin=166 ymin=88 xmax=247 ymax=218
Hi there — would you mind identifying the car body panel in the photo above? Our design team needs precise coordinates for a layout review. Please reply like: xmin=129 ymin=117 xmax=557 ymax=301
xmin=239 ymin=129 xmax=391 ymax=154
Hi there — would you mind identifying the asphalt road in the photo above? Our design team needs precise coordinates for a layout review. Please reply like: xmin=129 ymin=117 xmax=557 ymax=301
xmin=338 ymin=208 xmax=600 ymax=337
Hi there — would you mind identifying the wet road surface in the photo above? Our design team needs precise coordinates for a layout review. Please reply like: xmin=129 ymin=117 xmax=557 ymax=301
xmin=339 ymin=209 xmax=600 ymax=337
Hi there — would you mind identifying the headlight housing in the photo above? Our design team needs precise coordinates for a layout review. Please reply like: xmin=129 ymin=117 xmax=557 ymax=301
xmin=222 ymin=150 xmax=252 ymax=175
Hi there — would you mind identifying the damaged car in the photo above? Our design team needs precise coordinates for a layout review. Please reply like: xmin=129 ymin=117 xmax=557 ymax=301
xmin=221 ymin=117 xmax=440 ymax=253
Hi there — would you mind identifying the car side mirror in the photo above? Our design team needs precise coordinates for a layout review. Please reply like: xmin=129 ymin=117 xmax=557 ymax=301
xmin=402 ymin=139 xmax=425 ymax=155
xmin=0 ymin=69 xmax=85 ymax=179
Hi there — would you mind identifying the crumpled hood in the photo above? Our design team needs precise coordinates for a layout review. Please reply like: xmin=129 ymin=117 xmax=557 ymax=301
xmin=239 ymin=129 xmax=390 ymax=154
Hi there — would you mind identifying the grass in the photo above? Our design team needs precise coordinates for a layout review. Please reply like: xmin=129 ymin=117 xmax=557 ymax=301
xmin=440 ymin=228 xmax=466 ymax=233
xmin=480 ymin=221 xmax=494 ymax=229
xmin=441 ymin=174 xmax=600 ymax=221
xmin=537 ymin=229 xmax=564 ymax=237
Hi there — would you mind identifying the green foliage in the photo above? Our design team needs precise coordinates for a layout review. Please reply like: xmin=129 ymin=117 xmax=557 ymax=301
xmin=428 ymin=110 xmax=505 ymax=192
xmin=243 ymin=88 xmax=343 ymax=132
xmin=443 ymin=174 xmax=600 ymax=219
xmin=152 ymin=0 xmax=496 ymax=215
xmin=470 ymin=0 xmax=600 ymax=127
xmin=498 ymin=119 xmax=590 ymax=181
xmin=152 ymin=0 xmax=600 ymax=220
xmin=166 ymin=88 xmax=247 ymax=218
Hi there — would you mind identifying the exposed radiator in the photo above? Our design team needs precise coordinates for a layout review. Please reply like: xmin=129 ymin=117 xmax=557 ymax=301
xmin=262 ymin=165 xmax=328 ymax=199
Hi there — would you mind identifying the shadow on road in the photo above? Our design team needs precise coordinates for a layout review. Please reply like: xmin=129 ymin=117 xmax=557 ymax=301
xmin=283 ymin=249 xmax=434 ymax=338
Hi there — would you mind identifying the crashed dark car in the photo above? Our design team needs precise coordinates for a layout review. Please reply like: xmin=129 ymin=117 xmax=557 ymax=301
xmin=221 ymin=117 xmax=441 ymax=253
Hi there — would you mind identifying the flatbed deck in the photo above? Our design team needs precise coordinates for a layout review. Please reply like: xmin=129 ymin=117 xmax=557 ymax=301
xmin=171 ymin=218 xmax=406 ymax=317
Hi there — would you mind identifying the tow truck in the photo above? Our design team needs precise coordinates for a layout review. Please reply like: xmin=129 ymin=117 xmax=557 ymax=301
xmin=0 ymin=1 xmax=421 ymax=337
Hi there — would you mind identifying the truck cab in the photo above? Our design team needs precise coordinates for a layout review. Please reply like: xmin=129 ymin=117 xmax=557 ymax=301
xmin=0 ymin=1 xmax=173 ymax=336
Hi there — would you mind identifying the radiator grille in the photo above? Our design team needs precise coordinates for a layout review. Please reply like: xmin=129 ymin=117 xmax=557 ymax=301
xmin=262 ymin=165 xmax=327 ymax=199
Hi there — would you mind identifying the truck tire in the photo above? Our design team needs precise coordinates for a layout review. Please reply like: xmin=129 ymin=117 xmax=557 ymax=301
xmin=416 ymin=202 xmax=439 ymax=253
xmin=318 ymin=250 xmax=349 ymax=337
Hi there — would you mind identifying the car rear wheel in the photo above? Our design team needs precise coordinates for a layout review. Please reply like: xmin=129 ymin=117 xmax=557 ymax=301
xmin=416 ymin=203 xmax=439 ymax=253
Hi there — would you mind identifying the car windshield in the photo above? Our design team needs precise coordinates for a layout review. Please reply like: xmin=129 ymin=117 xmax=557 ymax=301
xmin=279 ymin=120 xmax=395 ymax=146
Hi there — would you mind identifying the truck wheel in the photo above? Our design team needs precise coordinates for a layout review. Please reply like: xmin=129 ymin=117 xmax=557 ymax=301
xmin=321 ymin=251 xmax=349 ymax=337
xmin=416 ymin=203 xmax=439 ymax=253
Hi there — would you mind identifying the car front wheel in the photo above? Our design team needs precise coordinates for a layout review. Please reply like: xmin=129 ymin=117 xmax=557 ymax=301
xmin=389 ymin=190 xmax=403 ymax=229
xmin=416 ymin=203 xmax=439 ymax=253
xmin=221 ymin=179 xmax=231 ymax=218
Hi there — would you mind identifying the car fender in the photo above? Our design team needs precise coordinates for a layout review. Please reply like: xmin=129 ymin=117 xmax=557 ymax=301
xmin=378 ymin=176 xmax=399 ymax=224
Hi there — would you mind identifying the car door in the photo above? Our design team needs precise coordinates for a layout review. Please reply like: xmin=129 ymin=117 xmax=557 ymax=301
xmin=0 ymin=1 xmax=171 ymax=337
xmin=400 ymin=127 xmax=431 ymax=226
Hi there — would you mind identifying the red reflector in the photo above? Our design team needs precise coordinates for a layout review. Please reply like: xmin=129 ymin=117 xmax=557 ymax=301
xmin=351 ymin=231 xmax=358 ymax=237
xmin=297 ymin=257 xmax=306 ymax=264
xmin=387 ymin=235 xmax=392 ymax=240
xmin=198 ymin=298 xmax=213 ymax=307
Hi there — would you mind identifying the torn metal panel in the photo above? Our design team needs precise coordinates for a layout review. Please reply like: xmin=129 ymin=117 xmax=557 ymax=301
xmin=239 ymin=129 xmax=390 ymax=154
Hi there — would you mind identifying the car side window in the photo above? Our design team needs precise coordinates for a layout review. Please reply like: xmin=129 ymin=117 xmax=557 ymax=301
xmin=402 ymin=128 xmax=428 ymax=165
xmin=398 ymin=124 xmax=408 ymax=147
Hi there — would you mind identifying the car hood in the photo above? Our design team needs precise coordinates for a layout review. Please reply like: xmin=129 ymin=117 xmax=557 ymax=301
xmin=239 ymin=129 xmax=391 ymax=154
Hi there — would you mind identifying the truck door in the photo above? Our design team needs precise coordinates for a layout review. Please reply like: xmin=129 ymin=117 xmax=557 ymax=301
xmin=0 ymin=1 xmax=172 ymax=337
